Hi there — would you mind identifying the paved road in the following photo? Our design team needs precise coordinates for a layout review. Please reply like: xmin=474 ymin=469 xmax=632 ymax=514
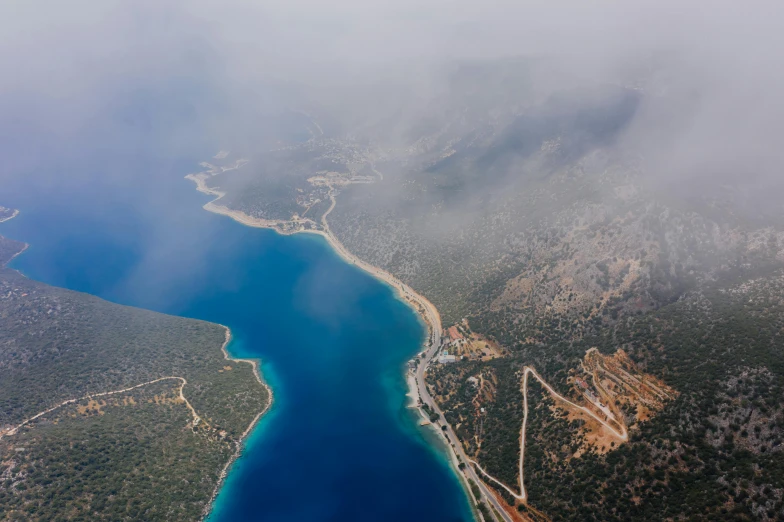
xmin=315 ymin=186 xmax=513 ymax=521
xmin=413 ymin=326 xmax=514 ymax=522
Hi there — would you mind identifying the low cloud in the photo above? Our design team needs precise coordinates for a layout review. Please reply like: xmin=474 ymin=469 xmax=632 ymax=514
xmin=1 ymin=1 xmax=782 ymax=213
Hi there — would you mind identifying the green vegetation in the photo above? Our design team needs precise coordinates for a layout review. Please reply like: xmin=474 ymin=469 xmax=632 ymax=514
xmin=0 ymin=230 xmax=269 ymax=521
xmin=205 ymin=144 xmax=351 ymax=223
xmin=0 ymin=236 xmax=25 ymax=267
xmin=0 ymin=382 xmax=234 ymax=521
xmin=194 ymin=59 xmax=784 ymax=520
xmin=514 ymin=270 xmax=784 ymax=520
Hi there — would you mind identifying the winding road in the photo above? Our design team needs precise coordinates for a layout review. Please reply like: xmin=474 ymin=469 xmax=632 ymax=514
xmin=1 ymin=376 xmax=200 ymax=439
xmin=469 ymin=366 xmax=629 ymax=503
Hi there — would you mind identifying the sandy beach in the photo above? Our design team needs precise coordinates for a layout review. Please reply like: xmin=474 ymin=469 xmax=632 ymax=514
xmin=185 ymin=173 xmax=443 ymax=345
xmin=185 ymin=170 xmax=484 ymax=519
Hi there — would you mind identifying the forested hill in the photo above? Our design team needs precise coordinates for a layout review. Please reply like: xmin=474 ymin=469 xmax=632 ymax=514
xmin=0 ymin=235 xmax=25 ymax=266
xmin=430 ymin=265 xmax=784 ymax=520
xmin=0 ymin=230 xmax=269 ymax=521
xmin=192 ymin=58 xmax=784 ymax=521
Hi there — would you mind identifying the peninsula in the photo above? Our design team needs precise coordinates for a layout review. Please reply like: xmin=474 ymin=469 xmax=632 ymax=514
xmin=0 ymin=210 xmax=271 ymax=521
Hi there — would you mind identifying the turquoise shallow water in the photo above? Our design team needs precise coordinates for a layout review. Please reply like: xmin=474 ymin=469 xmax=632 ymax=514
xmin=1 ymin=151 xmax=474 ymax=521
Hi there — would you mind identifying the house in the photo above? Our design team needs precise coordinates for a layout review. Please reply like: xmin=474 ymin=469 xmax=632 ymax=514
xmin=437 ymin=350 xmax=457 ymax=364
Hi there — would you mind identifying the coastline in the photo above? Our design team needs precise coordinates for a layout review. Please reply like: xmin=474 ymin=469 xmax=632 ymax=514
xmin=2 ymin=206 xmax=274 ymax=521
xmin=0 ymin=208 xmax=20 ymax=223
xmin=6 ymin=243 xmax=29 ymax=267
xmin=184 ymin=173 xmax=442 ymax=345
xmin=203 ymin=325 xmax=274 ymax=520
xmin=185 ymin=172 xmax=489 ymax=522
xmin=0 ymin=208 xmax=31 ymax=267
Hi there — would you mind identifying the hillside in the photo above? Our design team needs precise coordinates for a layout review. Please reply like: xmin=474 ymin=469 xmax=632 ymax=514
xmin=430 ymin=268 xmax=784 ymax=520
xmin=187 ymin=59 xmax=784 ymax=521
xmin=0 ymin=229 xmax=270 ymax=521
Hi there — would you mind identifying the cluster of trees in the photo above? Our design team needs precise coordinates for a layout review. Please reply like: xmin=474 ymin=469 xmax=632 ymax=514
xmin=211 ymin=146 xmax=344 ymax=223
xmin=430 ymin=266 xmax=784 ymax=520
xmin=0 ymin=382 xmax=233 ymax=521
xmin=206 ymin=60 xmax=784 ymax=520
xmin=0 ymin=269 xmax=267 ymax=435
xmin=0 ymin=259 xmax=269 ymax=520
xmin=0 ymin=236 xmax=25 ymax=266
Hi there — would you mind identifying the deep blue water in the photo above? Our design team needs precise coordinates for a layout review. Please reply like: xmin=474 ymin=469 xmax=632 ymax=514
xmin=0 ymin=154 xmax=473 ymax=521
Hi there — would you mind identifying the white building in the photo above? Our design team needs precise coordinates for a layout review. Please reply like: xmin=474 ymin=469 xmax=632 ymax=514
xmin=437 ymin=350 xmax=457 ymax=364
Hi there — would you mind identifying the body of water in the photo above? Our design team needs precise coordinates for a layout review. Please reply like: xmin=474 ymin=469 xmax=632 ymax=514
xmin=1 ymin=151 xmax=474 ymax=521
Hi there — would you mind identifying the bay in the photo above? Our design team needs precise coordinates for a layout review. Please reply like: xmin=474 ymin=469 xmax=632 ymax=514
xmin=1 ymin=150 xmax=474 ymax=521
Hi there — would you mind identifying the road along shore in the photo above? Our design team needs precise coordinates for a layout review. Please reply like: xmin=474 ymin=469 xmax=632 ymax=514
xmin=185 ymin=173 xmax=442 ymax=347
xmin=186 ymin=172 xmax=502 ymax=521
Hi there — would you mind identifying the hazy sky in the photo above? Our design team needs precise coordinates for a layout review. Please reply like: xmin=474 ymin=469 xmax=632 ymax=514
xmin=4 ymin=1 xmax=781 ymax=91
xmin=2 ymin=1 xmax=784 ymax=197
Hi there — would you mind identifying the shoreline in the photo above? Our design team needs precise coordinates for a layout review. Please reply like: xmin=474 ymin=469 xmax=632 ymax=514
xmin=6 ymin=243 xmax=29 ymax=266
xmin=203 ymin=325 xmax=274 ymax=520
xmin=1 ymin=206 xmax=274 ymax=521
xmin=185 ymin=172 xmax=489 ymax=521
xmin=184 ymin=173 xmax=443 ymax=346
xmin=0 ymin=208 xmax=20 ymax=224
xmin=0 ymin=208 xmax=30 ymax=268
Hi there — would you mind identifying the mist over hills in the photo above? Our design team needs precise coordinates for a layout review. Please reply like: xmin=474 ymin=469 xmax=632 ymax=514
xmin=194 ymin=53 xmax=784 ymax=520
xmin=2 ymin=1 xmax=784 ymax=520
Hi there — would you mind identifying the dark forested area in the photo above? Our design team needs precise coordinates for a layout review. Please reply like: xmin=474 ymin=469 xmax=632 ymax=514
xmin=0 ymin=233 xmax=269 ymax=521
xmin=433 ymin=268 xmax=784 ymax=521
